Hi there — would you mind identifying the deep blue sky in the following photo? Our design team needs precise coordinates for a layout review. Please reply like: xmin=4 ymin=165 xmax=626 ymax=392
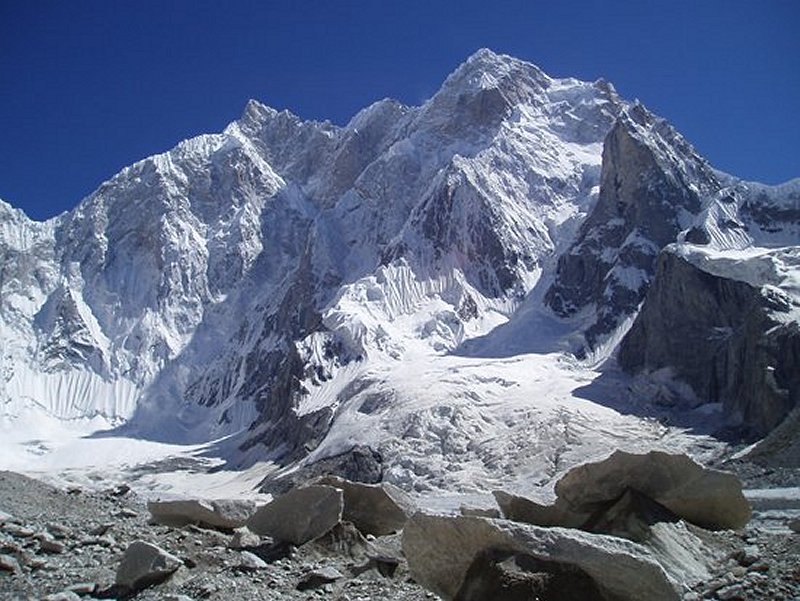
xmin=1 ymin=1 xmax=798 ymax=221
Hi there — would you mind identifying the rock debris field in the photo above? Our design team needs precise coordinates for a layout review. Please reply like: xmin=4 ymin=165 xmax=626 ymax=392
xmin=1 ymin=451 xmax=799 ymax=601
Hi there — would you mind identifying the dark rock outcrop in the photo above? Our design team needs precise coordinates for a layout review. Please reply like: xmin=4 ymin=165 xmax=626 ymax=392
xmin=260 ymin=445 xmax=384 ymax=495
xmin=454 ymin=548 xmax=606 ymax=601
xmin=619 ymin=248 xmax=800 ymax=437
xmin=546 ymin=104 xmax=719 ymax=349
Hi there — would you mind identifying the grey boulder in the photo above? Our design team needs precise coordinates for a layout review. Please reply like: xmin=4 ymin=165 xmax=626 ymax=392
xmin=554 ymin=450 xmax=751 ymax=530
xmin=402 ymin=513 xmax=679 ymax=601
xmin=147 ymin=498 xmax=257 ymax=529
xmin=315 ymin=475 xmax=415 ymax=535
xmin=493 ymin=490 xmax=588 ymax=529
xmin=297 ymin=566 xmax=344 ymax=591
xmin=0 ymin=554 xmax=20 ymax=573
xmin=115 ymin=540 xmax=183 ymax=592
xmin=246 ymin=485 xmax=343 ymax=545
xmin=238 ymin=550 xmax=268 ymax=571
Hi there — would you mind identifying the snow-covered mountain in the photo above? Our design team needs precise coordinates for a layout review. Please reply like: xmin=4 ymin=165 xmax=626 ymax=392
xmin=1 ymin=49 xmax=798 ymax=494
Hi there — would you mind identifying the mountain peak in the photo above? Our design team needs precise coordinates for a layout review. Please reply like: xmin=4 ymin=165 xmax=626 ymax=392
xmin=452 ymin=48 xmax=549 ymax=85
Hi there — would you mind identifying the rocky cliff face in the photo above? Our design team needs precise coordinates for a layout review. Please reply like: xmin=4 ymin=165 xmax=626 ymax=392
xmin=619 ymin=246 xmax=800 ymax=438
xmin=545 ymin=103 xmax=720 ymax=350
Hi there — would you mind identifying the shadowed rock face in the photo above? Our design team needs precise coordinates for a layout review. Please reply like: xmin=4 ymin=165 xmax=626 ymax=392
xmin=402 ymin=513 xmax=680 ymax=601
xmin=545 ymin=104 xmax=718 ymax=349
xmin=260 ymin=445 xmax=384 ymax=495
xmin=619 ymin=249 xmax=800 ymax=438
xmin=581 ymin=489 xmax=680 ymax=543
xmin=454 ymin=548 xmax=606 ymax=601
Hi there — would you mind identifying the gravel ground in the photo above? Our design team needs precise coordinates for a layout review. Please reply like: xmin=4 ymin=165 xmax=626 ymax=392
xmin=1 ymin=468 xmax=799 ymax=601
xmin=0 ymin=471 xmax=430 ymax=601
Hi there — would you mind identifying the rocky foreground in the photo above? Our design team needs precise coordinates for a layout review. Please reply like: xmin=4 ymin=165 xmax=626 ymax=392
xmin=1 ymin=452 xmax=799 ymax=601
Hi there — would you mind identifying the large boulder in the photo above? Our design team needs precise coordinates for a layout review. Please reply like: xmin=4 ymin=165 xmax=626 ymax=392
xmin=147 ymin=499 xmax=257 ymax=529
xmin=493 ymin=490 xmax=588 ymax=529
xmin=315 ymin=475 xmax=415 ymax=535
xmin=581 ymin=488 xmax=679 ymax=542
xmin=454 ymin=548 xmax=606 ymax=601
xmin=403 ymin=513 xmax=679 ymax=601
xmin=554 ymin=450 xmax=751 ymax=530
xmin=246 ymin=485 xmax=343 ymax=545
xmin=115 ymin=540 xmax=183 ymax=593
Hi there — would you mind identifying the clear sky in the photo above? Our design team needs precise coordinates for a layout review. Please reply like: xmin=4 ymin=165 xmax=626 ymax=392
xmin=1 ymin=0 xmax=798 ymax=221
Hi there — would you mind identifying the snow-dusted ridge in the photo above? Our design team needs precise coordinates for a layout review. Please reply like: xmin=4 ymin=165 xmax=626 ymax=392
xmin=1 ymin=49 xmax=798 ymax=498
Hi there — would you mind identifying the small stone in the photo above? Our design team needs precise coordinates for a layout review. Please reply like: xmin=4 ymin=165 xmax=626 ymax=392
xmin=0 ymin=540 xmax=23 ymax=555
xmin=198 ymin=582 xmax=216 ymax=596
xmin=38 ymin=534 xmax=67 ymax=554
xmin=3 ymin=523 xmax=34 ymax=538
xmin=748 ymin=561 xmax=770 ymax=572
xmin=80 ymin=535 xmax=115 ymax=547
xmin=788 ymin=517 xmax=800 ymax=533
xmin=735 ymin=545 xmax=760 ymax=567
xmin=43 ymin=592 xmax=81 ymax=601
xmin=68 ymin=582 xmax=97 ymax=595
xmin=228 ymin=526 xmax=261 ymax=549
xmin=47 ymin=523 xmax=72 ymax=539
xmin=238 ymin=550 xmax=268 ymax=571
xmin=297 ymin=566 xmax=344 ymax=591
xmin=0 ymin=510 xmax=13 ymax=524
xmin=460 ymin=505 xmax=502 ymax=519
xmin=0 ymin=554 xmax=20 ymax=573
xmin=115 ymin=508 xmax=138 ymax=518
xmin=717 ymin=584 xmax=745 ymax=600
xmin=731 ymin=566 xmax=747 ymax=578
xmin=24 ymin=555 xmax=48 ymax=570
xmin=87 ymin=523 xmax=114 ymax=536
